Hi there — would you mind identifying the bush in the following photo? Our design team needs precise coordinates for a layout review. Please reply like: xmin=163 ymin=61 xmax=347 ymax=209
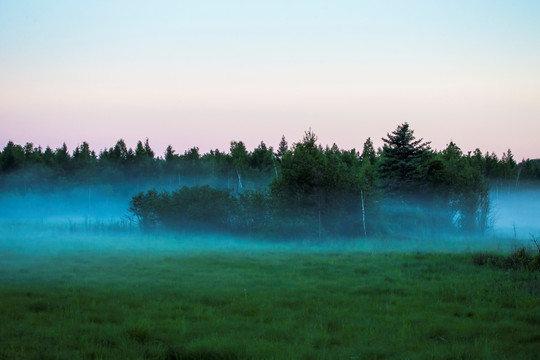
xmin=473 ymin=236 xmax=540 ymax=271
xmin=129 ymin=186 xmax=235 ymax=231
xmin=161 ymin=185 xmax=234 ymax=231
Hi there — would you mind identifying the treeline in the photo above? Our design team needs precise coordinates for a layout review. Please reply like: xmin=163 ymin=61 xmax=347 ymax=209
xmin=1 ymin=126 xmax=538 ymax=195
xmin=0 ymin=138 xmax=279 ymax=194
xmin=2 ymin=123 xmax=538 ymax=238
xmin=128 ymin=124 xmax=538 ymax=239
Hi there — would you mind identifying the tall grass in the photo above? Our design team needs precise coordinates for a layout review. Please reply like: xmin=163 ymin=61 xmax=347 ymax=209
xmin=1 ymin=248 xmax=539 ymax=359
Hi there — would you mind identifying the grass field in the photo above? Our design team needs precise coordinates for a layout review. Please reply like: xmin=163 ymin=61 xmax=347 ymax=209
xmin=0 ymin=229 xmax=539 ymax=359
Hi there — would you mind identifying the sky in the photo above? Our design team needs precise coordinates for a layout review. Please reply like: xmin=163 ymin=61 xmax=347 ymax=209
xmin=1 ymin=0 xmax=539 ymax=160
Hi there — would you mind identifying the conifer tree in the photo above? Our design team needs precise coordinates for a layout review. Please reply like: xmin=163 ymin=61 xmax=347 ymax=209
xmin=276 ymin=135 xmax=289 ymax=160
xmin=379 ymin=123 xmax=431 ymax=197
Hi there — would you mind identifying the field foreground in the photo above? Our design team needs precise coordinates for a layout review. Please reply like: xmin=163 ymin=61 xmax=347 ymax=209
xmin=1 ymin=242 xmax=540 ymax=359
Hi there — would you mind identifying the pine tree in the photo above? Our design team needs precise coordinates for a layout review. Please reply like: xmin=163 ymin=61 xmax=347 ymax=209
xmin=165 ymin=145 xmax=175 ymax=163
xmin=361 ymin=137 xmax=376 ymax=165
xmin=276 ymin=135 xmax=288 ymax=160
xmin=144 ymin=138 xmax=155 ymax=159
xmin=379 ymin=123 xmax=431 ymax=197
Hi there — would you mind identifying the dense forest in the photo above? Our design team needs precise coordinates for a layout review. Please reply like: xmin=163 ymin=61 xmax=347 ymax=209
xmin=1 ymin=123 xmax=539 ymax=239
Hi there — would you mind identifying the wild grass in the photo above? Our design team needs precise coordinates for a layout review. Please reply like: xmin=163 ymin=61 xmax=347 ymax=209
xmin=1 ymin=240 xmax=539 ymax=359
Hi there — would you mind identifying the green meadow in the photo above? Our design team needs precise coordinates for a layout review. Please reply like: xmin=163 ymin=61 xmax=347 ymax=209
xmin=1 ymin=231 xmax=539 ymax=359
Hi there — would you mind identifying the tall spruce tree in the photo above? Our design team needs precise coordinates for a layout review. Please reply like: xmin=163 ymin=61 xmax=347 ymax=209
xmin=276 ymin=135 xmax=288 ymax=161
xmin=379 ymin=123 xmax=431 ymax=198
xmin=361 ymin=137 xmax=376 ymax=165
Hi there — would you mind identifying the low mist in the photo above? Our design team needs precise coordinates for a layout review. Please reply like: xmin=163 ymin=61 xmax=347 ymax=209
xmin=490 ymin=187 xmax=540 ymax=239
xmin=1 ymin=186 xmax=539 ymax=258
xmin=2 ymin=126 xmax=539 ymax=258
xmin=0 ymin=188 xmax=129 ymax=223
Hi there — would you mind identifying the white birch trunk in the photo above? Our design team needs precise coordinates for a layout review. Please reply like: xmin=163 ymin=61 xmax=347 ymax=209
xmin=236 ymin=169 xmax=243 ymax=192
xmin=361 ymin=190 xmax=367 ymax=237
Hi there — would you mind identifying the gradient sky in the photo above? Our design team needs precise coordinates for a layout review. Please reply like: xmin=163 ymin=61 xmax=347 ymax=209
xmin=1 ymin=1 xmax=539 ymax=159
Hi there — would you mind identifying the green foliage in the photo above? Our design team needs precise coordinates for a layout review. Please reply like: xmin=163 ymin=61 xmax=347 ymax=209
xmin=473 ymin=248 xmax=540 ymax=272
xmin=271 ymin=129 xmax=325 ymax=212
xmin=268 ymin=129 xmax=371 ymax=238
xmin=473 ymin=235 xmax=540 ymax=272
xmin=276 ymin=135 xmax=288 ymax=160
xmin=1 ymin=141 xmax=25 ymax=172
xmin=1 ymin=126 xmax=535 ymax=197
xmin=424 ymin=142 xmax=491 ymax=233
xmin=2 ymin=124 xmax=538 ymax=238
xmin=129 ymin=189 xmax=161 ymax=230
xmin=519 ymin=159 xmax=540 ymax=184
xmin=130 ymin=186 xmax=234 ymax=231
xmin=124 ymin=125 xmax=506 ymax=238
xmin=377 ymin=125 xmax=491 ymax=235
xmin=230 ymin=141 xmax=248 ymax=171
xmin=237 ymin=189 xmax=272 ymax=233
xmin=379 ymin=123 xmax=432 ymax=194
xmin=163 ymin=186 xmax=233 ymax=230
xmin=360 ymin=137 xmax=376 ymax=164
xmin=247 ymin=141 xmax=276 ymax=182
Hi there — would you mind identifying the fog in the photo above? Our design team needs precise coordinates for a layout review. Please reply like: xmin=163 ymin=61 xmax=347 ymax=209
xmin=490 ymin=188 xmax=540 ymax=239
xmin=0 ymin=187 xmax=539 ymax=257
xmin=0 ymin=188 xmax=129 ymax=224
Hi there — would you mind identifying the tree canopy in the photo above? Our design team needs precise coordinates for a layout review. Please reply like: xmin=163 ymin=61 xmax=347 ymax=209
xmin=1 ymin=123 xmax=538 ymax=240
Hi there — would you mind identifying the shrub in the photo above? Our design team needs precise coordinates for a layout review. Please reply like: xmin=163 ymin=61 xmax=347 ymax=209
xmin=473 ymin=235 xmax=540 ymax=271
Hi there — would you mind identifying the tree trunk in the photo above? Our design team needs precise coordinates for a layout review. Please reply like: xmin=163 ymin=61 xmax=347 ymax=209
xmin=236 ymin=169 xmax=243 ymax=192
xmin=318 ymin=195 xmax=322 ymax=242
xmin=361 ymin=190 xmax=367 ymax=237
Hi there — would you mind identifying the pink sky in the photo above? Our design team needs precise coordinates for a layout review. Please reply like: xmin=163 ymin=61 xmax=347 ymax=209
xmin=1 ymin=1 xmax=539 ymax=160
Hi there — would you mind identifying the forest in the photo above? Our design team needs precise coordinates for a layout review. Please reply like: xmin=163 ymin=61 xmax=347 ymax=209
xmin=1 ymin=123 xmax=539 ymax=239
